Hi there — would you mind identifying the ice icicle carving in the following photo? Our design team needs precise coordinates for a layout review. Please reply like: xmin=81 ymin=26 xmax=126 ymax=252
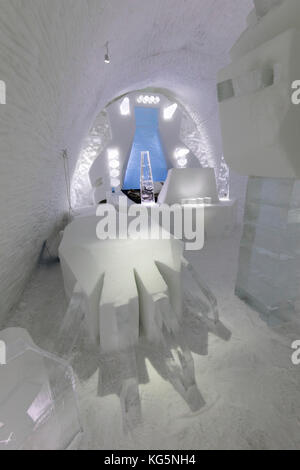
xmin=140 ymin=151 xmax=155 ymax=206
xmin=56 ymin=282 xmax=88 ymax=358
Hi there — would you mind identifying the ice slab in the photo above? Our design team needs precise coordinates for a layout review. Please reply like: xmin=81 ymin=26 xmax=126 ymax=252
xmin=236 ymin=177 xmax=300 ymax=319
xmin=0 ymin=328 xmax=82 ymax=450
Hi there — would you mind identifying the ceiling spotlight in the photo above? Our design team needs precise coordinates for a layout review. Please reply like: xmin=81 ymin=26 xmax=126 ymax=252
xmin=104 ymin=41 xmax=110 ymax=64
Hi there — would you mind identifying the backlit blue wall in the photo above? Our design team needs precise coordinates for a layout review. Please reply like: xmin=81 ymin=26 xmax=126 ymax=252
xmin=123 ymin=107 xmax=168 ymax=189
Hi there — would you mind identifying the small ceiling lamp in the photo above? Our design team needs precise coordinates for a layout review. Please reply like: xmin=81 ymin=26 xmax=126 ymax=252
xmin=104 ymin=41 xmax=110 ymax=64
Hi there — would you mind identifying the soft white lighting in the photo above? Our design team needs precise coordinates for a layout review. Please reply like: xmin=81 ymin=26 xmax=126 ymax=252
xmin=164 ymin=103 xmax=178 ymax=120
xmin=177 ymin=157 xmax=187 ymax=167
xmin=120 ymin=97 xmax=130 ymax=116
xmin=107 ymin=149 xmax=119 ymax=160
xmin=110 ymin=169 xmax=120 ymax=178
xmin=136 ymin=95 xmax=160 ymax=105
xmin=109 ymin=159 xmax=120 ymax=169
xmin=174 ymin=147 xmax=190 ymax=159
xmin=111 ymin=178 xmax=120 ymax=187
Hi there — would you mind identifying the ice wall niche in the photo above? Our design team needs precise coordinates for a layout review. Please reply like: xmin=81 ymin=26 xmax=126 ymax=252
xmin=236 ymin=177 xmax=300 ymax=320
xmin=71 ymin=111 xmax=111 ymax=209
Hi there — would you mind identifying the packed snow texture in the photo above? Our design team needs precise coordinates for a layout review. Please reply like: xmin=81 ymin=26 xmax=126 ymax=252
xmin=0 ymin=0 xmax=252 ymax=319
xmin=4 ymin=230 xmax=300 ymax=450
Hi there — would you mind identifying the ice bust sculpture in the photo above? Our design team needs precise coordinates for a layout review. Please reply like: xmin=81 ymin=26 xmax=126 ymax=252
xmin=0 ymin=328 xmax=82 ymax=450
xmin=218 ymin=0 xmax=300 ymax=319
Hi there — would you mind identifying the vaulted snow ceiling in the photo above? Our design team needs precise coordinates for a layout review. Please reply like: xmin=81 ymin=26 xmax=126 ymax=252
xmin=0 ymin=0 xmax=252 ymax=319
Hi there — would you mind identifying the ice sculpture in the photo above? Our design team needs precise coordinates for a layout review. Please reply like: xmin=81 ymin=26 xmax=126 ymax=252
xmin=218 ymin=0 xmax=300 ymax=178
xmin=59 ymin=215 xmax=184 ymax=352
xmin=218 ymin=0 xmax=300 ymax=318
xmin=253 ymin=0 xmax=284 ymax=19
xmin=235 ymin=177 xmax=300 ymax=319
xmin=0 ymin=328 xmax=82 ymax=450
xmin=140 ymin=151 xmax=155 ymax=206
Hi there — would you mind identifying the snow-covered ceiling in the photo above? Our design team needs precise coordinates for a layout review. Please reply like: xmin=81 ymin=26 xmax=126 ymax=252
xmin=0 ymin=0 xmax=252 ymax=319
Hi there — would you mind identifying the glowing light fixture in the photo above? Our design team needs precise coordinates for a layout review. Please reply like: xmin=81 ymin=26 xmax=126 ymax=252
xmin=110 ymin=169 xmax=120 ymax=178
xmin=107 ymin=148 xmax=119 ymax=160
xmin=174 ymin=147 xmax=190 ymax=159
xmin=136 ymin=95 xmax=160 ymax=105
xmin=163 ymin=103 xmax=178 ymax=120
xmin=109 ymin=159 xmax=120 ymax=169
xmin=111 ymin=178 xmax=120 ymax=187
xmin=177 ymin=157 xmax=187 ymax=167
xmin=120 ymin=97 xmax=130 ymax=116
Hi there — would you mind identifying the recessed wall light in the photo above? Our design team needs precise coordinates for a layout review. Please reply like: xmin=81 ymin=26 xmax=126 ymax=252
xmin=163 ymin=103 xmax=178 ymax=120
xmin=107 ymin=149 xmax=119 ymax=160
xmin=120 ymin=97 xmax=130 ymax=116
xmin=177 ymin=157 xmax=187 ymax=167
xmin=110 ymin=169 xmax=120 ymax=178
xmin=104 ymin=41 xmax=110 ymax=64
xmin=174 ymin=147 xmax=190 ymax=159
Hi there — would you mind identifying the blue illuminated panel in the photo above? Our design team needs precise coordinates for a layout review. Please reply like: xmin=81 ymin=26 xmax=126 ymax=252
xmin=123 ymin=107 xmax=168 ymax=189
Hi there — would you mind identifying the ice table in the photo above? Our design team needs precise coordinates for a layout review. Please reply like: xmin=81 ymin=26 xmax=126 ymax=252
xmin=59 ymin=215 xmax=184 ymax=352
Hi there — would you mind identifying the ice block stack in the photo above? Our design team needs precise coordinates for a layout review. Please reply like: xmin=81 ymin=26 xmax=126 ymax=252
xmin=236 ymin=177 xmax=300 ymax=319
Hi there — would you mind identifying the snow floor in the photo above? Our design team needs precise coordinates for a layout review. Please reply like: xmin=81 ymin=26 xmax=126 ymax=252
xmin=3 ymin=228 xmax=300 ymax=450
